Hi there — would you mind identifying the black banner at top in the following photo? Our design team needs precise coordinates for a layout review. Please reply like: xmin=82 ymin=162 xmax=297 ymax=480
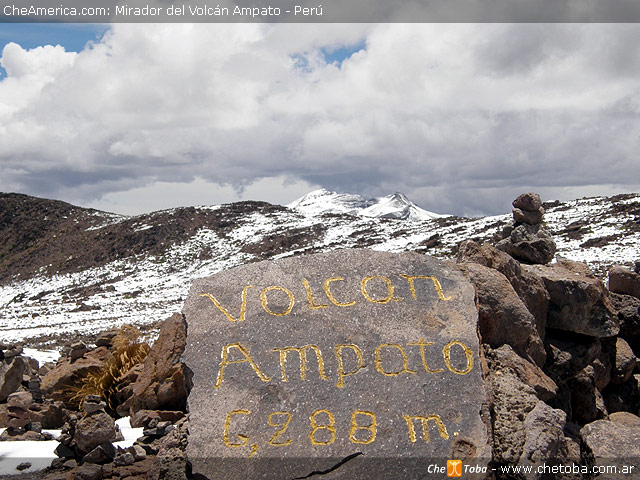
xmin=2 ymin=0 xmax=640 ymax=23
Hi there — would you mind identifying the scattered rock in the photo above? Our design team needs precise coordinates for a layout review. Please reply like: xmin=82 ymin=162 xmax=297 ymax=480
xmin=610 ymin=292 xmax=640 ymax=340
xmin=488 ymin=359 xmax=539 ymax=464
xmin=603 ymin=374 xmax=640 ymax=415
xmin=457 ymin=240 xmax=549 ymax=338
xmin=519 ymin=401 xmax=566 ymax=465
xmin=114 ymin=451 xmax=135 ymax=466
xmin=74 ymin=462 xmax=103 ymax=480
xmin=609 ymin=411 xmax=640 ymax=427
xmin=7 ymin=391 xmax=33 ymax=410
xmin=513 ymin=207 xmax=544 ymax=225
xmin=16 ymin=461 xmax=32 ymax=471
xmin=83 ymin=395 xmax=107 ymax=414
xmin=41 ymin=346 xmax=110 ymax=406
xmin=513 ymin=192 xmax=542 ymax=212
xmin=609 ymin=265 xmax=640 ymax=299
xmin=95 ymin=330 xmax=118 ymax=348
xmin=581 ymin=417 xmax=640 ymax=478
xmin=3 ymin=344 xmax=24 ymax=359
xmin=130 ymin=409 xmax=184 ymax=428
xmin=69 ymin=342 xmax=89 ymax=362
xmin=82 ymin=442 xmax=116 ymax=464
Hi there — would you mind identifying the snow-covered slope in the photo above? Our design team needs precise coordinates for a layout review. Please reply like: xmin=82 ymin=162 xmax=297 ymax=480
xmin=288 ymin=189 xmax=445 ymax=221
xmin=1 ymin=191 xmax=638 ymax=347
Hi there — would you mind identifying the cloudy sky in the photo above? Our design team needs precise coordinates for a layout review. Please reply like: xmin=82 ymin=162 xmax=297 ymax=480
xmin=1 ymin=23 xmax=639 ymax=216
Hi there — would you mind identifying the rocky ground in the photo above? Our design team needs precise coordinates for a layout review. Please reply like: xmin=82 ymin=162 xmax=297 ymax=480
xmin=0 ymin=192 xmax=639 ymax=479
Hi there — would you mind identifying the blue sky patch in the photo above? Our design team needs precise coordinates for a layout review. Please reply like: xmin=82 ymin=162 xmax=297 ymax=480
xmin=0 ymin=23 xmax=109 ymax=78
xmin=321 ymin=40 xmax=366 ymax=67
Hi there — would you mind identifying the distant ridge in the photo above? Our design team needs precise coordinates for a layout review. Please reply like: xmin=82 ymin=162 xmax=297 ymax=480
xmin=287 ymin=188 xmax=446 ymax=221
xmin=1 ymin=190 xmax=638 ymax=346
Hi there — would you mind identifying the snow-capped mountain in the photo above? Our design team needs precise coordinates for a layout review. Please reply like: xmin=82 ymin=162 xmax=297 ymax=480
xmin=1 ymin=191 xmax=638 ymax=348
xmin=287 ymin=189 xmax=445 ymax=221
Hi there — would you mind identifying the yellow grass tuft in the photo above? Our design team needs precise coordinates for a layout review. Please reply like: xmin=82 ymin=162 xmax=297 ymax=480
xmin=68 ymin=324 xmax=150 ymax=412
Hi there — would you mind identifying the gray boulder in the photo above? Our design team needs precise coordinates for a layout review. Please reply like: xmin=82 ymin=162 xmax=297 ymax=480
xmin=581 ymin=416 xmax=640 ymax=479
xmin=513 ymin=192 xmax=543 ymax=212
xmin=496 ymin=223 xmax=556 ymax=265
xmin=457 ymin=240 xmax=549 ymax=338
xmin=524 ymin=259 xmax=619 ymax=337
xmin=458 ymin=262 xmax=546 ymax=366
xmin=0 ymin=357 xmax=26 ymax=402
xmin=513 ymin=207 xmax=544 ymax=225
xmin=609 ymin=265 xmax=640 ymax=300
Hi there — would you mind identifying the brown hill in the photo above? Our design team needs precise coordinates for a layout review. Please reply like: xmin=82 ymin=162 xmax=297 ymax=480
xmin=0 ymin=193 xmax=290 ymax=285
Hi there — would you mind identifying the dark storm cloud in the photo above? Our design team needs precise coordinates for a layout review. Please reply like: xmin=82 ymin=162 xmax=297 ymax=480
xmin=0 ymin=23 xmax=639 ymax=216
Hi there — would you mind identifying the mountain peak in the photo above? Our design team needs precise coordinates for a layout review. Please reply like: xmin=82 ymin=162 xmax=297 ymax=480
xmin=288 ymin=189 xmax=445 ymax=221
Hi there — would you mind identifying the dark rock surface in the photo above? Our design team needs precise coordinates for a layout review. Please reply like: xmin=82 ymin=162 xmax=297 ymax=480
xmin=183 ymin=250 xmax=490 ymax=479
xmin=525 ymin=259 xmax=619 ymax=337
xmin=496 ymin=193 xmax=557 ymax=265
xmin=457 ymin=262 xmax=545 ymax=366
xmin=127 ymin=313 xmax=189 ymax=417
xmin=609 ymin=265 xmax=640 ymax=299
xmin=497 ymin=223 xmax=557 ymax=265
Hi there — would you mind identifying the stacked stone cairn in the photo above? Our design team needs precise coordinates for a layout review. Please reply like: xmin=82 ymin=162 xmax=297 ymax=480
xmin=496 ymin=192 xmax=556 ymax=264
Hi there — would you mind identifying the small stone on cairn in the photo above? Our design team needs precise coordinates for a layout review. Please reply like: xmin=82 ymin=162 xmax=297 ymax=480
xmin=496 ymin=193 xmax=556 ymax=264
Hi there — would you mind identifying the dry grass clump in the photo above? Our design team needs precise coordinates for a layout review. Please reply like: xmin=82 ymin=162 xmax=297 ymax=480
xmin=69 ymin=325 xmax=150 ymax=412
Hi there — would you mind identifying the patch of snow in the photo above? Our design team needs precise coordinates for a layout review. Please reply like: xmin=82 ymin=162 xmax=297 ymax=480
xmin=0 ymin=417 xmax=142 ymax=476
xmin=22 ymin=348 xmax=60 ymax=365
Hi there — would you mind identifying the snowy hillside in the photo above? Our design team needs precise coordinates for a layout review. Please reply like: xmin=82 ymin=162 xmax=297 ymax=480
xmin=1 ymin=191 xmax=638 ymax=347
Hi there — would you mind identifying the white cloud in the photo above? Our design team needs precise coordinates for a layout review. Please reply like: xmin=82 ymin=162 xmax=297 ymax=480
xmin=0 ymin=23 xmax=639 ymax=216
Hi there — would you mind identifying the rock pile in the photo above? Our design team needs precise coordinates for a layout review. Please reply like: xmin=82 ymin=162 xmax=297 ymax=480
xmin=454 ymin=193 xmax=640 ymax=477
xmin=0 ymin=343 xmax=66 ymax=440
xmin=48 ymin=405 xmax=187 ymax=480
xmin=496 ymin=192 xmax=556 ymax=264
xmin=53 ymin=395 xmax=122 ymax=465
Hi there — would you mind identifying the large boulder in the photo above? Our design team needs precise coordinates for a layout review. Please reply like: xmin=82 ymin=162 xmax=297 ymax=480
xmin=610 ymin=292 xmax=640 ymax=339
xmin=458 ymin=262 xmax=546 ymax=366
xmin=543 ymin=333 xmax=613 ymax=423
xmin=609 ymin=265 xmax=640 ymax=299
xmin=457 ymin=240 xmax=549 ymax=337
xmin=524 ymin=259 xmax=619 ymax=337
xmin=519 ymin=401 xmax=566 ymax=468
xmin=581 ymin=416 xmax=640 ymax=479
xmin=513 ymin=192 xmax=543 ymax=212
xmin=41 ymin=347 xmax=111 ymax=406
xmin=0 ymin=356 xmax=26 ymax=402
xmin=496 ymin=223 xmax=556 ymax=265
xmin=612 ymin=337 xmax=636 ymax=384
xmin=603 ymin=374 xmax=640 ymax=415
xmin=128 ymin=313 xmax=190 ymax=416
xmin=75 ymin=410 xmax=117 ymax=453
xmin=486 ymin=344 xmax=557 ymax=402
xmin=487 ymin=348 xmax=575 ymax=477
